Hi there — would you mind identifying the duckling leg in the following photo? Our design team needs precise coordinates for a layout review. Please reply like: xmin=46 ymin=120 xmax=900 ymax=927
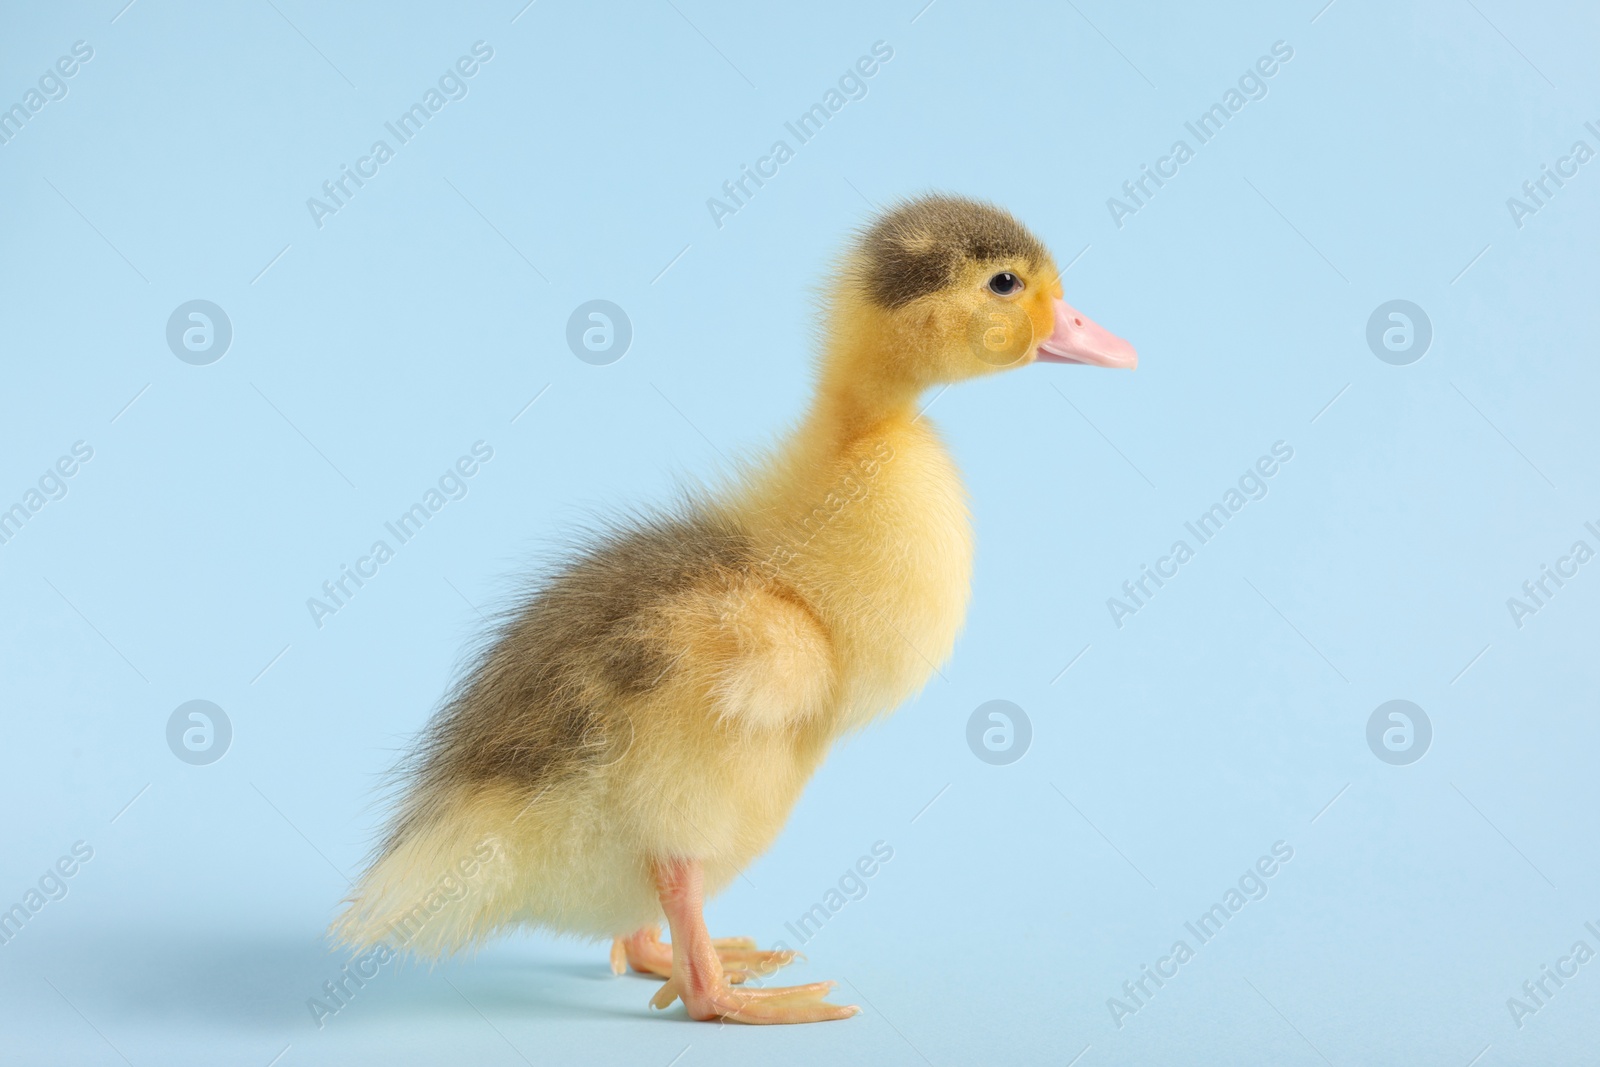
xmin=645 ymin=858 xmax=858 ymax=1024
xmin=610 ymin=927 xmax=796 ymax=984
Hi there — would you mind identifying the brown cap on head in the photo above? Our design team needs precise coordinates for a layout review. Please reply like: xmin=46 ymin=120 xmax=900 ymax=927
xmin=855 ymin=195 xmax=1048 ymax=309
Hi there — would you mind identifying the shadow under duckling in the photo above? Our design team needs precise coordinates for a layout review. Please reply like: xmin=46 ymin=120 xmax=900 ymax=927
xmin=333 ymin=194 xmax=1137 ymax=1024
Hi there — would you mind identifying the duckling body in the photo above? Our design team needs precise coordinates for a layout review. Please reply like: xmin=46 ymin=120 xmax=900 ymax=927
xmin=338 ymin=410 xmax=969 ymax=935
xmin=336 ymin=195 xmax=1135 ymax=1023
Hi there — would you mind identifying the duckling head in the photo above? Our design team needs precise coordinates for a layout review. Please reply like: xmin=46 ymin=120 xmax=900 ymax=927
xmin=825 ymin=194 xmax=1136 ymax=398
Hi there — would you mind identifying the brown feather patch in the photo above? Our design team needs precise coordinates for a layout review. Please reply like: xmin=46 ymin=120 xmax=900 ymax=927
xmin=856 ymin=194 xmax=1047 ymax=309
xmin=379 ymin=503 xmax=754 ymax=853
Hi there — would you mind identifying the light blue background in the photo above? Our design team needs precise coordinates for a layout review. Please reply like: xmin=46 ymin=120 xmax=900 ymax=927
xmin=2 ymin=1 xmax=1597 ymax=1064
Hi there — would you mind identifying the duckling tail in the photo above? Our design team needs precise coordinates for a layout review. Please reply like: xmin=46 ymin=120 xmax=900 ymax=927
xmin=329 ymin=785 xmax=520 ymax=959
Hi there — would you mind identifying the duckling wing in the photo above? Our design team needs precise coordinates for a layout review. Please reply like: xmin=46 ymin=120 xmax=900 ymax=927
xmin=665 ymin=568 xmax=837 ymax=734
xmin=423 ymin=506 xmax=834 ymax=783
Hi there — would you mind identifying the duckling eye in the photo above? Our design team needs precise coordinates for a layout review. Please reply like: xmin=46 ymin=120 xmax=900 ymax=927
xmin=987 ymin=271 xmax=1022 ymax=296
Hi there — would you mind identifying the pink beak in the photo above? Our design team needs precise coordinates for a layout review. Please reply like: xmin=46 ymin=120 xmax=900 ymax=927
xmin=1035 ymin=298 xmax=1138 ymax=369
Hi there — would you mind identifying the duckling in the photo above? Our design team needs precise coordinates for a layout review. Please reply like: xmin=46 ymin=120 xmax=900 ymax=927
xmin=333 ymin=194 xmax=1136 ymax=1024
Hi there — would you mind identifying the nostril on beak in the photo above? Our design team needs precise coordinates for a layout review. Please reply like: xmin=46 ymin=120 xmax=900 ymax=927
xmin=1073 ymin=318 xmax=1082 ymax=327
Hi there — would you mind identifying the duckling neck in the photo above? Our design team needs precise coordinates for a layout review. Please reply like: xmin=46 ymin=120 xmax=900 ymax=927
xmin=803 ymin=377 xmax=920 ymax=456
xmin=740 ymin=330 xmax=950 ymax=521
xmin=752 ymin=348 xmax=955 ymax=532
xmin=800 ymin=331 xmax=927 ymax=459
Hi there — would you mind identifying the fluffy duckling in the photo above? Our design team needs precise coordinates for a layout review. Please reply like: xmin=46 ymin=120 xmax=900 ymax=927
xmin=334 ymin=194 xmax=1136 ymax=1024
